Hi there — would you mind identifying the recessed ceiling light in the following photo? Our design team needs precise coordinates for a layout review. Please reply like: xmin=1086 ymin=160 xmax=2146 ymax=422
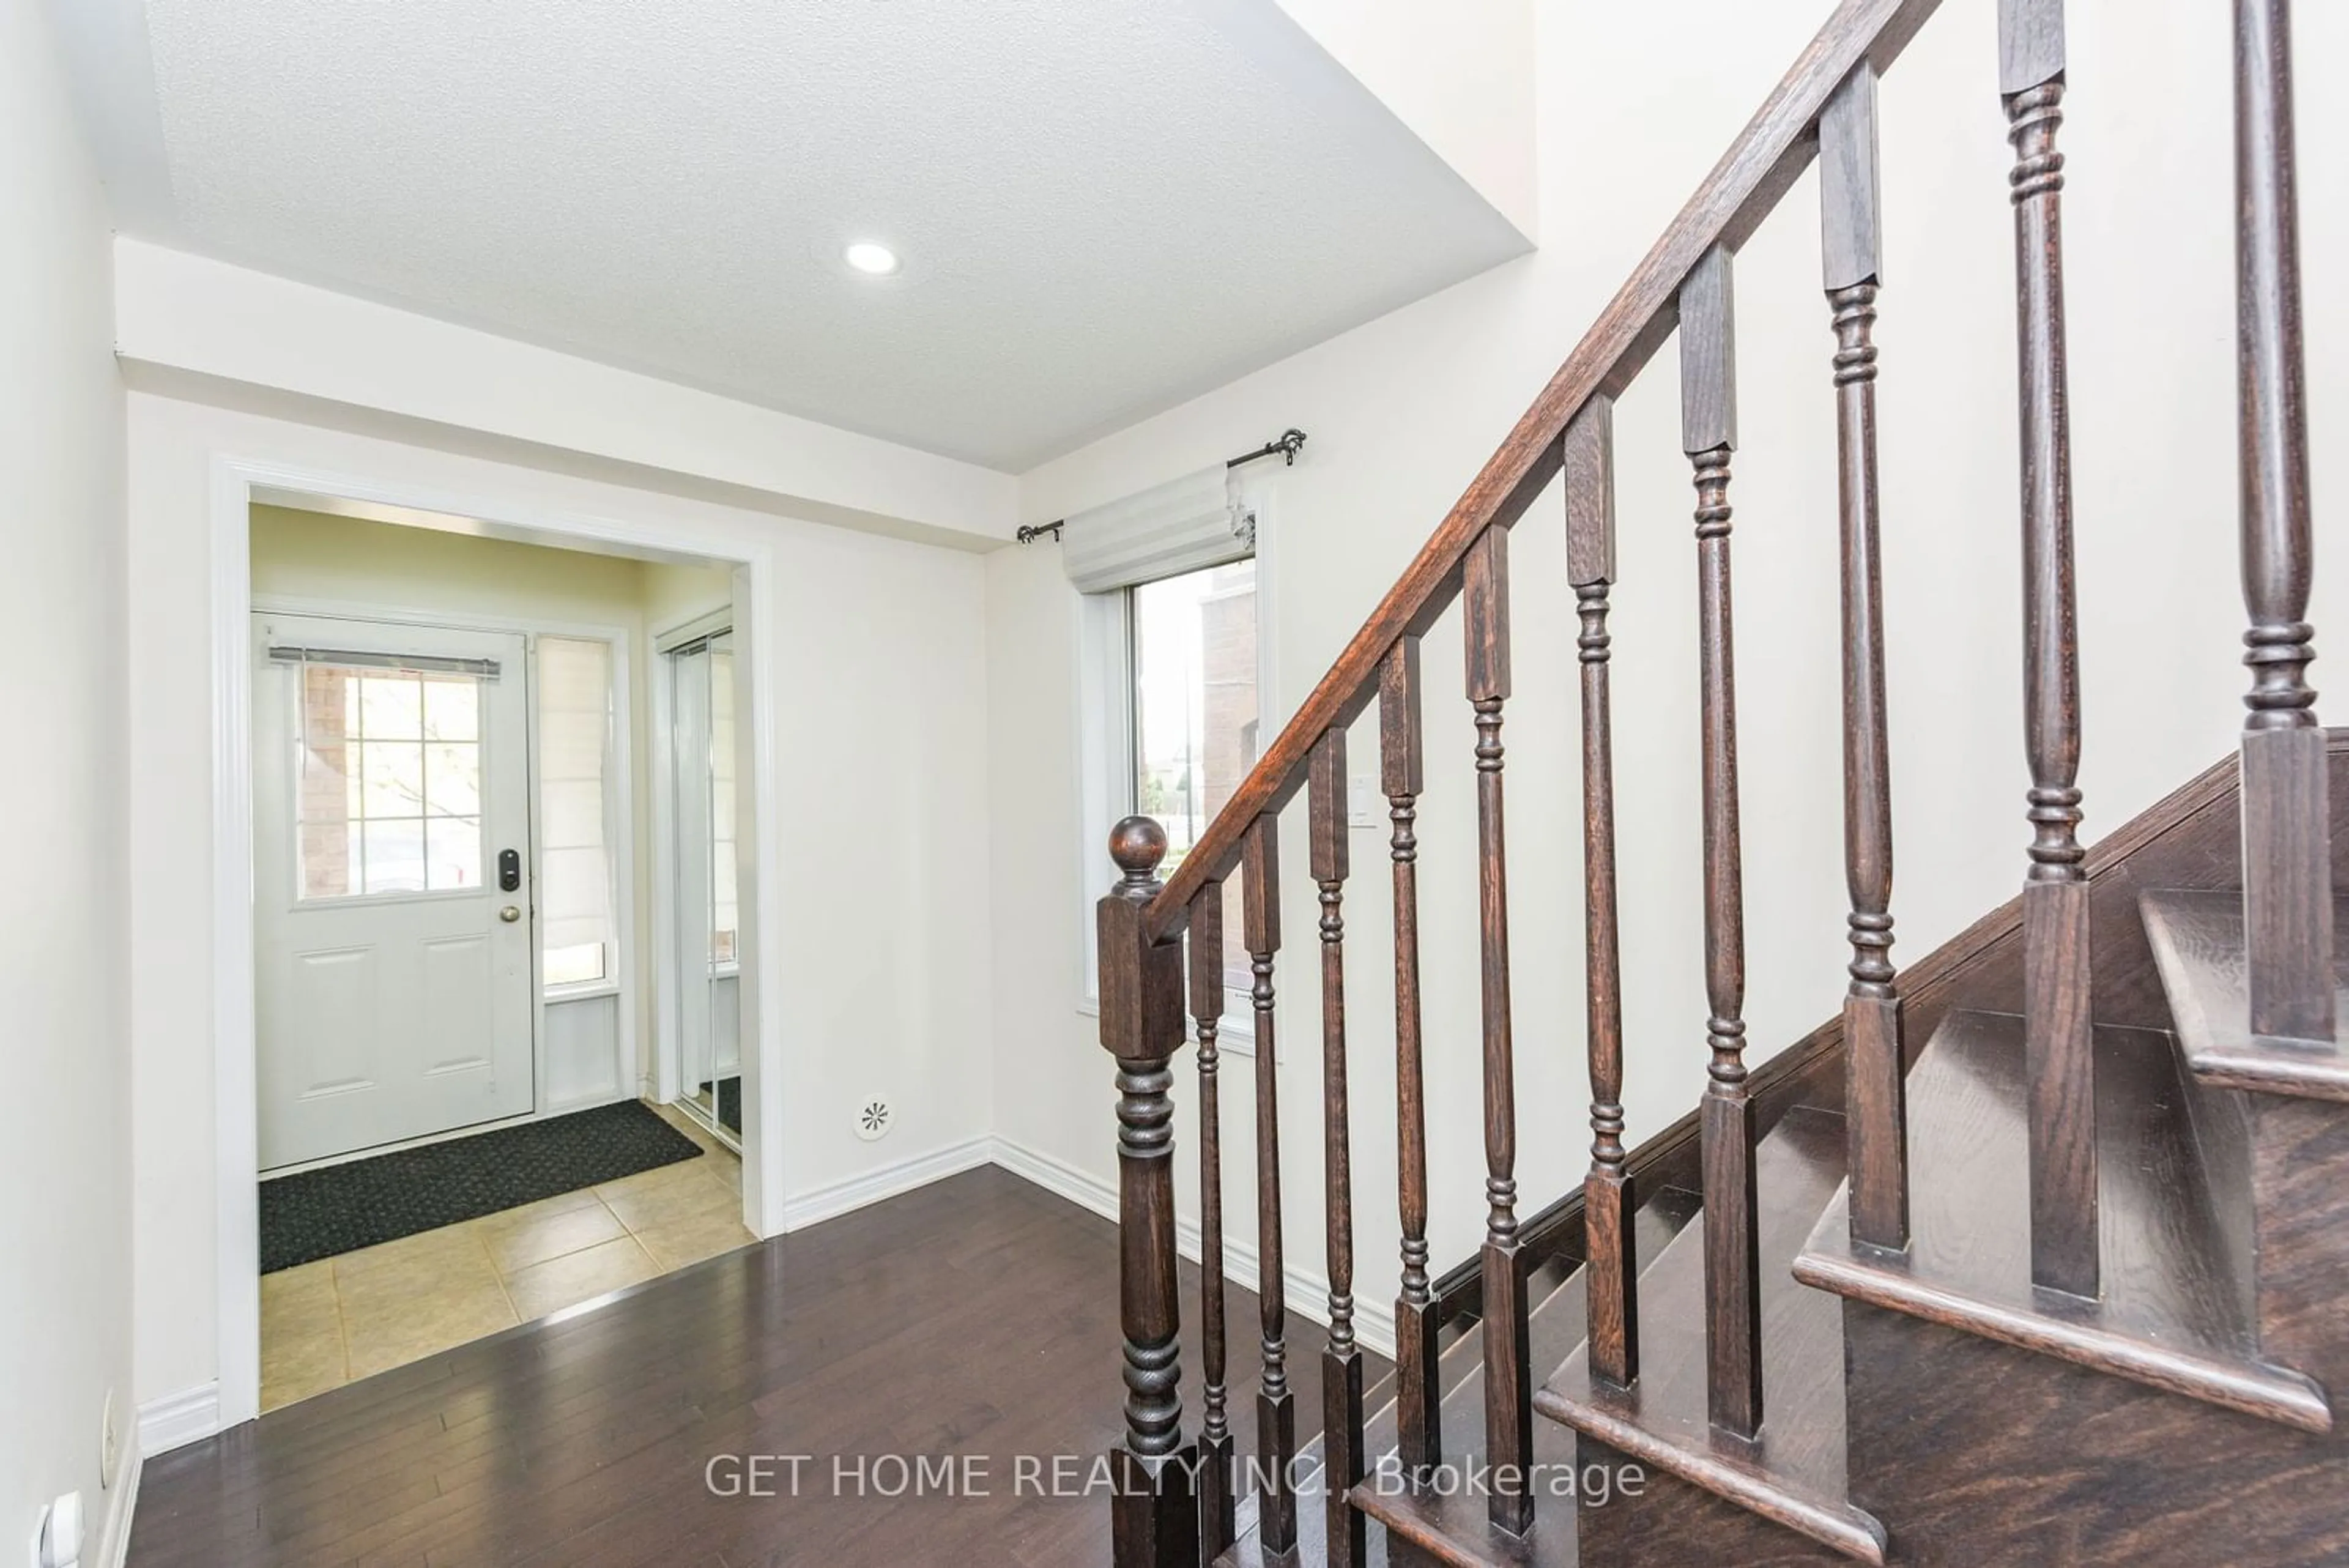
xmin=844 ymin=242 xmax=900 ymax=277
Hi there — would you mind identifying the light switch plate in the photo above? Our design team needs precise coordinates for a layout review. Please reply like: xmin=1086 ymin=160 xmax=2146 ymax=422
xmin=1348 ymin=773 xmax=1378 ymax=828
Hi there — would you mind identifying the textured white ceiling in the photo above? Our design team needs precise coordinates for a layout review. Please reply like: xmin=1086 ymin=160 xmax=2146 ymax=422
xmin=102 ymin=0 xmax=1529 ymax=469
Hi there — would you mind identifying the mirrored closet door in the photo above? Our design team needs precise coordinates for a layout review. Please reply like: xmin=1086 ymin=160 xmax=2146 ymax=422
xmin=666 ymin=628 xmax=741 ymax=1149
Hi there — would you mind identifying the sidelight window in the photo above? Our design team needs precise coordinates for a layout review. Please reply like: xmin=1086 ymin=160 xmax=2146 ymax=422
xmin=538 ymin=636 xmax=617 ymax=987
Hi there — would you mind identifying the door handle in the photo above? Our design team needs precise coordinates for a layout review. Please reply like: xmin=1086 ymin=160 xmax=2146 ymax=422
xmin=499 ymin=905 xmax=522 ymax=923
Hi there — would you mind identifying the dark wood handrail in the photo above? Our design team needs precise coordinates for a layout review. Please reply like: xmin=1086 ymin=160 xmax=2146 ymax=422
xmin=1144 ymin=0 xmax=1945 ymax=943
xmin=1091 ymin=4 xmax=2329 ymax=1557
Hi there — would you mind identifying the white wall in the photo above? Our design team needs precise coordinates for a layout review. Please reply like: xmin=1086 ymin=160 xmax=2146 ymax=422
xmin=113 ymin=239 xmax=1023 ymax=551
xmin=990 ymin=0 xmax=2349 ymax=1348
xmin=74 ymin=0 xmax=2349 ymax=1465
xmin=128 ymin=396 xmax=993 ymax=1422
xmin=1271 ymin=0 xmax=1538 ymax=240
xmin=0 ymin=0 xmax=134 ymax=1558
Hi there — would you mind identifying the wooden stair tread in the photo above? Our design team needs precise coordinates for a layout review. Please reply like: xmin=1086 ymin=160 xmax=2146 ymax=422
xmin=2139 ymin=887 xmax=2349 ymax=1103
xmin=1532 ymin=1107 xmax=1888 ymax=1565
xmin=1339 ymin=1188 xmax=1702 ymax=1567
xmin=1354 ymin=1426 xmax=1578 ymax=1568
xmin=1793 ymin=1008 xmax=2331 ymax=1432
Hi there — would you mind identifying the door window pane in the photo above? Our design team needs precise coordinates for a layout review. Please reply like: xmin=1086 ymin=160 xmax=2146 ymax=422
xmin=358 ymin=676 xmax=423 ymax=740
xmin=360 ymin=741 xmax=426 ymax=817
xmin=296 ymin=664 xmax=484 ymax=899
xmin=1132 ymin=559 xmax=1257 ymax=992
xmin=295 ymin=670 xmax=357 ymax=897
xmin=300 ymin=820 xmax=358 ymax=900
xmin=425 ymin=816 xmax=482 ymax=890
xmin=425 ymin=742 xmax=481 ymax=818
xmin=423 ymin=680 xmax=478 ymax=741
xmin=362 ymin=819 xmax=426 ymax=894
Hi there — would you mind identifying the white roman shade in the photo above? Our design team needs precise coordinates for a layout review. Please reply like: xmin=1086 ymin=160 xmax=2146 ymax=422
xmin=1059 ymin=465 xmax=1255 ymax=594
xmin=536 ymin=635 xmax=614 ymax=987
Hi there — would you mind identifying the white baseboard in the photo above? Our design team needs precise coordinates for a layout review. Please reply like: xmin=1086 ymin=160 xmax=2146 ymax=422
xmin=98 ymin=1423 xmax=144 ymax=1568
xmin=139 ymin=1135 xmax=1393 ymax=1501
xmin=984 ymin=1135 xmax=1118 ymax=1220
xmin=136 ymin=1383 xmax=221 ymax=1456
xmin=538 ymin=1087 xmax=635 ymax=1119
xmin=778 ymin=1135 xmax=994 ymax=1232
xmin=986 ymin=1137 xmax=1396 ymax=1362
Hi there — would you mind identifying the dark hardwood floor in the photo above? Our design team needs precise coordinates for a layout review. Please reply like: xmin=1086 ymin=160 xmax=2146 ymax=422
xmin=128 ymin=1165 xmax=1384 ymax=1567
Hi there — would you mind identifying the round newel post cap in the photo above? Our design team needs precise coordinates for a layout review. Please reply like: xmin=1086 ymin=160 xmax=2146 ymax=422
xmin=1109 ymin=815 xmax=1168 ymax=893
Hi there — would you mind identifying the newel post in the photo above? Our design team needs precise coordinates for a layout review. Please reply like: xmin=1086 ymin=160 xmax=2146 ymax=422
xmin=1097 ymin=816 xmax=1199 ymax=1568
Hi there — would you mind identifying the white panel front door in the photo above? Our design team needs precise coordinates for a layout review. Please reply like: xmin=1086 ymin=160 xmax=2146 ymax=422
xmin=254 ymin=613 xmax=535 ymax=1170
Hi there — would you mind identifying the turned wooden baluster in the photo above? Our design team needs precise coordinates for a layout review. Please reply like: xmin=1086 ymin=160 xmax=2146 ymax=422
xmin=2001 ymin=0 xmax=2098 ymax=1300
xmin=1186 ymin=882 xmax=1236 ymax=1559
xmin=1095 ymin=817 xmax=1198 ymax=1568
xmin=2235 ymin=0 xmax=2334 ymax=1044
xmin=1310 ymin=730 xmax=1366 ymax=1566
xmin=1565 ymin=396 xmax=1638 ymax=1386
xmin=1821 ymin=61 xmax=1910 ymax=1252
xmin=1682 ymin=244 xmax=1763 ymax=1437
xmin=1382 ymin=637 xmax=1441 ymax=1477
xmin=1242 ymin=815 xmax=1297 ymax=1554
xmin=1465 ymin=524 xmax=1534 ymax=1534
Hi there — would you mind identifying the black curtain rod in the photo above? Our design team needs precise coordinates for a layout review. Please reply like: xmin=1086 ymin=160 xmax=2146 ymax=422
xmin=1226 ymin=428 xmax=1308 ymax=470
xmin=1015 ymin=428 xmax=1307 ymax=544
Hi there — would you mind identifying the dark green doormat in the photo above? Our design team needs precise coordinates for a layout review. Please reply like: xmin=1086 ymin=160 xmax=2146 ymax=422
xmin=259 ymin=1100 xmax=703 ymax=1273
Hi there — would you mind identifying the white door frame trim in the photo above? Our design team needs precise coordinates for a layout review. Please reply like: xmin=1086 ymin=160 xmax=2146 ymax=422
xmin=211 ymin=454 xmax=787 ymax=1430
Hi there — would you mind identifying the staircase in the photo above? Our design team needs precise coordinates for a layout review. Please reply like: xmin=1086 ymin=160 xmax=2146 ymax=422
xmin=1083 ymin=0 xmax=2347 ymax=1562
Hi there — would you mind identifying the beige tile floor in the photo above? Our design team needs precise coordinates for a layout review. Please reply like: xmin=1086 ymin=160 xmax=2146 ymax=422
xmin=260 ymin=1102 xmax=753 ymax=1412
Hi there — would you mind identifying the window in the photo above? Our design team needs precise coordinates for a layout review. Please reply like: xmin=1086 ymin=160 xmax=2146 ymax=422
xmin=1130 ymin=558 xmax=1258 ymax=997
xmin=538 ymin=636 xmax=615 ymax=988
xmin=1067 ymin=463 xmax=1268 ymax=1022
xmin=295 ymin=664 xmax=482 ymax=898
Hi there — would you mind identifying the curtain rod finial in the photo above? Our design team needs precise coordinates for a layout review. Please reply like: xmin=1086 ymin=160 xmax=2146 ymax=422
xmin=1228 ymin=427 xmax=1310 ymax=471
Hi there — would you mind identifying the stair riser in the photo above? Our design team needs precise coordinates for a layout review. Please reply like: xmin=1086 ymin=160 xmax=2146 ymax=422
xmin=2170 ymin=1039 xmax=2260 ymax=1327
xmin=1568 ymin=1432 xmax=1846 ymax=1567
xmin=1841 ymin=1298 xmax=2349 ymax=1566
xmin=1795 ymin=1012 xmax=2332 ymax=1434
xmin=2252 ymin=1093 xmax=2349 ymax=1406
